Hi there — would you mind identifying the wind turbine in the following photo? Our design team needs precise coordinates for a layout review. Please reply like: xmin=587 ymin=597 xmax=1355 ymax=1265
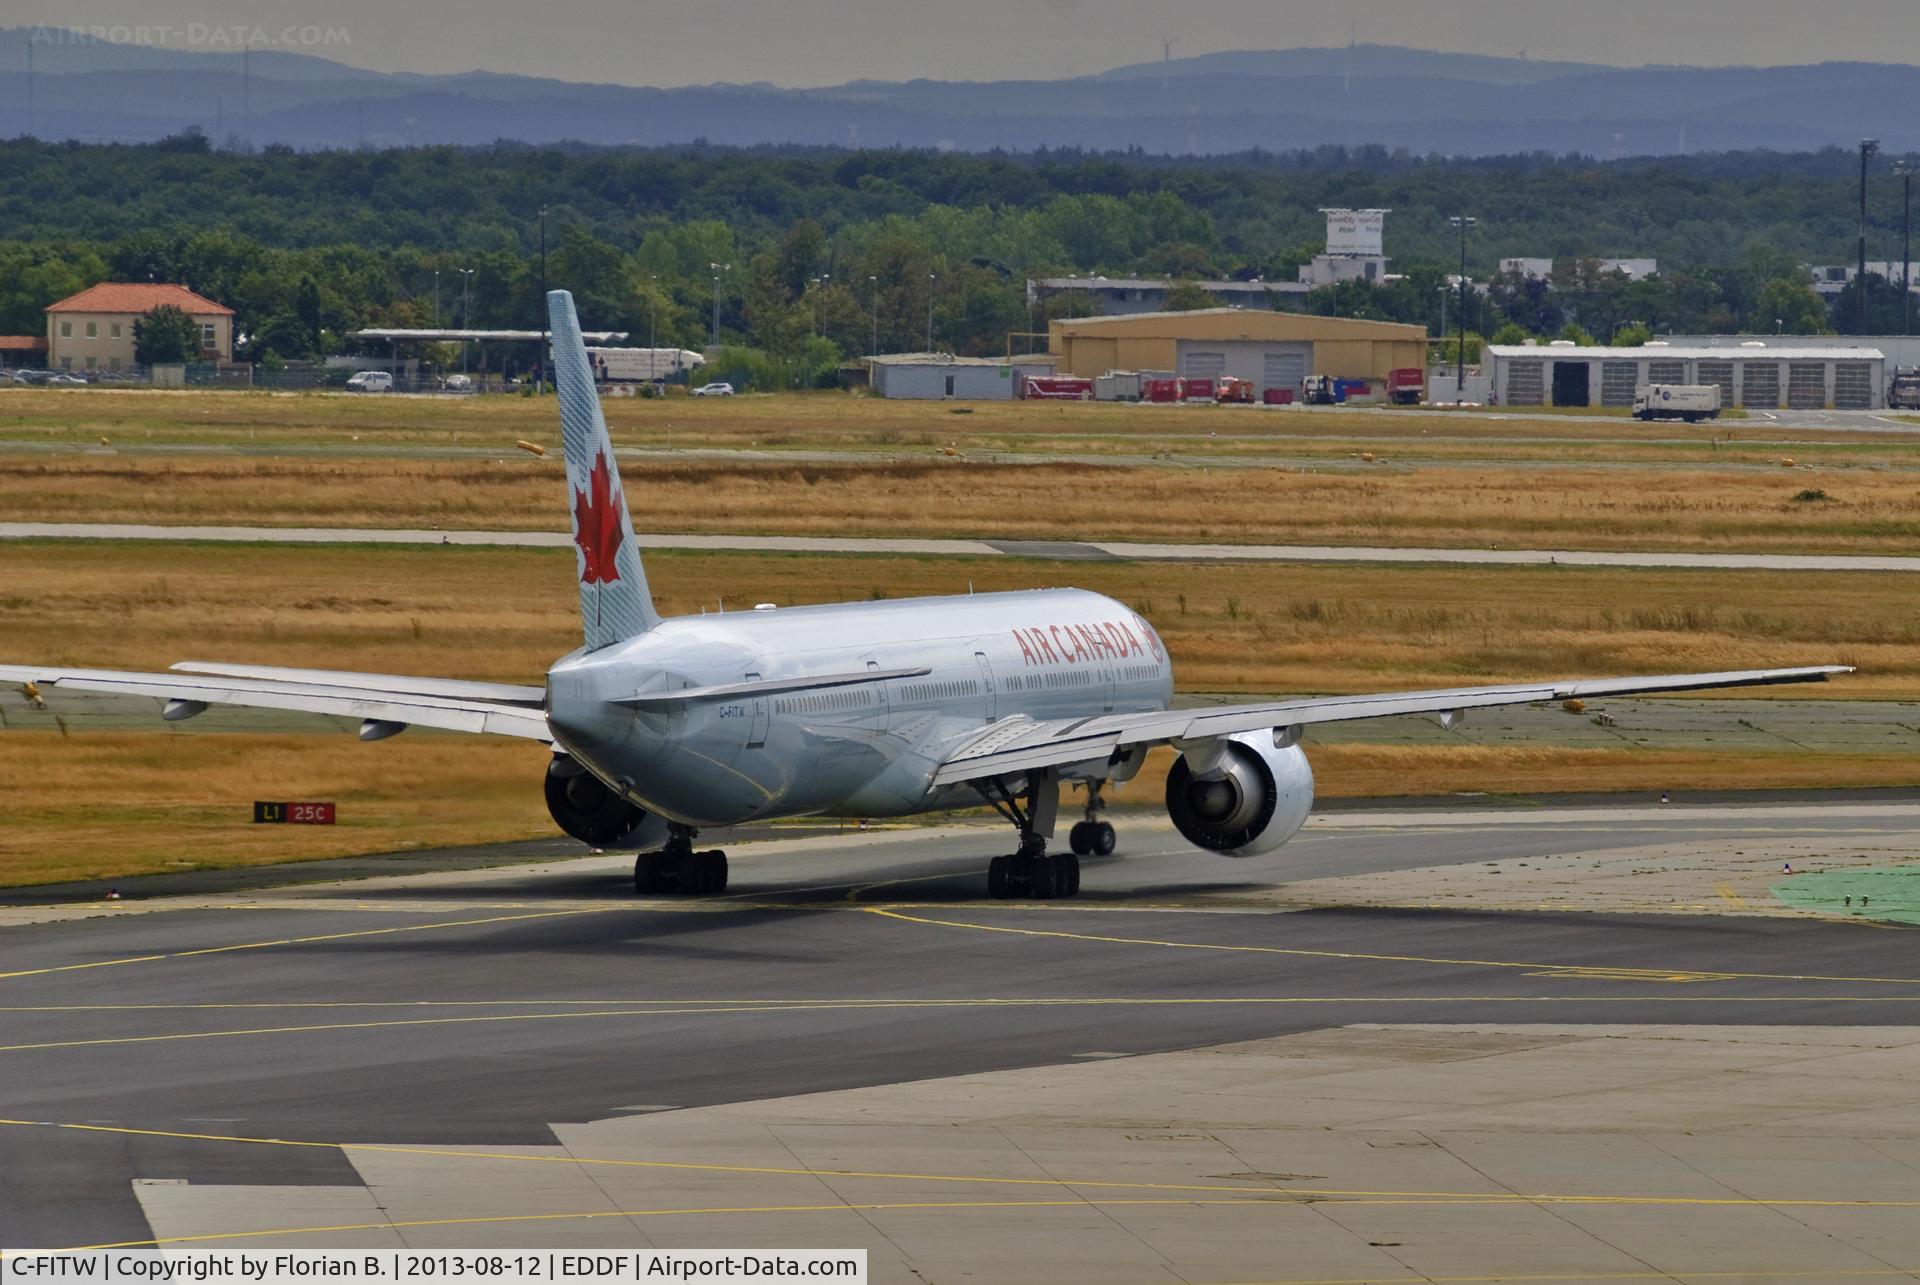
xmin=1158 ymin=34 xmax=1179 ymax=89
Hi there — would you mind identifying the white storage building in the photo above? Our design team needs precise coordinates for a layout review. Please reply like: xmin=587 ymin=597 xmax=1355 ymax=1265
xmin=1485 ymin=342 xmax=1887 ymax=410
xmin=868 ymin=353 xmax=1057 ymax=400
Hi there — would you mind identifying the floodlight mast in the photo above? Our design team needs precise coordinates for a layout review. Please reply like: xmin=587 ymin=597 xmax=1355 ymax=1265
xmin=1860 ymin=139 xmax=1880 ymax=335
xmin=1449 ymin=215 xmax=1477 ymax=404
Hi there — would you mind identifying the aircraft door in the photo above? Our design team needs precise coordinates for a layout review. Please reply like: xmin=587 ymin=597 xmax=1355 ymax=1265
xmin=744 ymin=671 xmax=769 ymax=747
xmin=974 ymin=650 xmax=998 ymax=722
xmin=864 ymin=658 xmax=891 ymax=731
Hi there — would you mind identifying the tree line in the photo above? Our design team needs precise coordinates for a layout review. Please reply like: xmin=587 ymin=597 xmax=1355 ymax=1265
xmin=0 ymin=135 xmax=1902 ymax=383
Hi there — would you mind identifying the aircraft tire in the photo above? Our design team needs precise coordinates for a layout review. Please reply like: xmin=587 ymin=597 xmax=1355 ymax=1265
xmin=1057 ymin=852 xmax=1081 ymax=896
xmin=679 ymin=849 xmax=727 ymax=895
xmin=1068 ymin=822 xmax=1092 ymax=855
xmin=1029 ymin=855 xmax=1058 ymax=900
xmin=987 ymin=856 xmax=1011 ymax=899
xmin=634 ymin=851 xmax=670 ymax=895
xmin=1092 ymin=822 xmax=1117 ymax=856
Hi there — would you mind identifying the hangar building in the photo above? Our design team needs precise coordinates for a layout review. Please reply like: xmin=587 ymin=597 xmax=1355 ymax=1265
xmin=1047 ymin=309 xmax=1427 ymax=390
xmin=1485 ymin=342 xmax=1888 ymax=410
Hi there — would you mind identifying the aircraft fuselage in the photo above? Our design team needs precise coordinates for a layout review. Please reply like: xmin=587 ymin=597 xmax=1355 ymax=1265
xmin=546 ymin=587 xmax=1174 ymax=826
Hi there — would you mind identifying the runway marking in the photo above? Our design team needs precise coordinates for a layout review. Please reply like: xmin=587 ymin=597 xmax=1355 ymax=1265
xmin=10 ymin=995 xmax=1920 ymax=1054
xmin=1717 ymin=882 xmax=1752 ymax=910
xmin=8 ymin=1117 xmax=1920 ymax=1256
xmin=863 ymin=906 xmax=1920 ymax=986
xmin=0 ymin=908 xmax=614 ymax=981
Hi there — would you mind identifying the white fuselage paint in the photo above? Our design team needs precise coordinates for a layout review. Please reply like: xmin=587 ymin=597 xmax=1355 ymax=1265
xmin=546 ymin=587 xmax=1175 ymax=827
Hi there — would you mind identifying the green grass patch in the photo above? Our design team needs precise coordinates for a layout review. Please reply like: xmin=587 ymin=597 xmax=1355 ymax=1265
xmin=1772 ymin=866 xmax=1920 ymax=925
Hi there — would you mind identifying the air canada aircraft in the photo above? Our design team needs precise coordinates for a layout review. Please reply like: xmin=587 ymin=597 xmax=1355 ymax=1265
xmin=3 ymin=292 xmax=1849 ymax=900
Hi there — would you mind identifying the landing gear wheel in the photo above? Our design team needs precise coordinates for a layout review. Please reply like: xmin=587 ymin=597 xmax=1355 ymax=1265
xmin=1029 ymin=855 xmax=1058 ymax=900
xmin=1057 ymin=852 xmax=1081 ymax=896
xmin=987 ymin=855 xmax=1012 ymax=899
xmin=1068 ymin=821 xmax=1093 ymax=856
xmin=1092 ymin=821 xmax=1117 ymax=856
xmin=676 ymin=849 xmax=728 ymax=895
xmin=634 ymin=851 xmax=672 ymax=895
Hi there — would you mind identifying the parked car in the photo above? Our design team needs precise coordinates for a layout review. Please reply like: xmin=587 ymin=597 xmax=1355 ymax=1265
xmin=10 ymin=369 xmax=49 ymax=385
xmin=45 ymin=371 xmax=89 ymax=385
xmin=691 ymin=381 xmax=735 ymax=397
xmin=346 ymin=370 xmax=394 ymax=392
xmin=442 ymin=373 xmax=474 ymax=392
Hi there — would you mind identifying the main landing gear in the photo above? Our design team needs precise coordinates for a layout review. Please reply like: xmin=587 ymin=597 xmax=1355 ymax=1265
xmin=976 ymin=773 xmax=1096 ymax=900
xmin=635 ymin=824 xmax=728 ymax=896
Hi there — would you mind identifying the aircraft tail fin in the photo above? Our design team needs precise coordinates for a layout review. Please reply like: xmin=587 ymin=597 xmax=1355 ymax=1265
xmin=548 ymin=289 xmax=662 ymax=649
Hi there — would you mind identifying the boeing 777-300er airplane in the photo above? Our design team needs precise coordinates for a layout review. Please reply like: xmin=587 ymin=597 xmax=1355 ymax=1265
xmin=3 ymin=292 xmax=1851 ymax=899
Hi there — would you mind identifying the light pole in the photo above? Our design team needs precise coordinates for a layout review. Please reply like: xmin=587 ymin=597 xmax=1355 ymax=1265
xmin=1437 ymin=283 xmax=1448 ymax=353
xmin=808 ymin=275 xmax=828 ymax=337
xmin=648 ymin=274 xmax=659 ymax=385
xmin=1897 ymin=159 xmax=1915 ymax=337
xmin=1449 ymin=215 xmax=1476 ymax=404
xmin=926 ymin=273 xmax=936 ymax=352
xmin=538 ymin=205 xmax=549 ymax=391
xmin=868 ymin=275 xmax=879 ymax=356
xmin=1859 ymin=139 xmax=1880 ymax=335
xmin=432 ymin=269 xmax=440 ymax=327
xmin=457 ymin=267 xmax=474 ymax=374
xmin=709 ymin=262 xmax=729 ymax=349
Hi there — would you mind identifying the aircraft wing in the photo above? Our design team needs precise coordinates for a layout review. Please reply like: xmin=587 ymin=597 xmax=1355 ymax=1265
xmin=0 ymin=663 xmax=552 ymax=741
xmin=930 ymin=665 xmax=1850 ymax=787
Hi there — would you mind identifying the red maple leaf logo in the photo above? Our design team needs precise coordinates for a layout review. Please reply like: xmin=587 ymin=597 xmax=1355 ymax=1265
xmin=572 ymin=450 xmax=625 ymax=586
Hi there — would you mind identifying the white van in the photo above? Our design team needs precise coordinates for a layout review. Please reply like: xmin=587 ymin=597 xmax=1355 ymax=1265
xmin=346 ymin=370 xmax=394 ymax=392
xmin=1633 ymin=383 xmax=1720 ymax=422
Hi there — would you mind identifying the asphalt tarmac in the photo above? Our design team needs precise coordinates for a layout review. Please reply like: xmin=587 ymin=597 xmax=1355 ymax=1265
xmin=4 ymin=801 xmax=1920 ymax=1263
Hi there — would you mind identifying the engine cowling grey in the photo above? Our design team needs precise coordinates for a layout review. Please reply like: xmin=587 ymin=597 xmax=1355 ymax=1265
xmin=544 ymin=755 xmax=662 ymax=847
xmin=1164 ymin=732 xmax=1314 ymax=857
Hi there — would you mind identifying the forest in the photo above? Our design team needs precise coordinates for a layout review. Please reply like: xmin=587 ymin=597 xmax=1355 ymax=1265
xmin=0 ymin=135 xmax=1905 ymax=384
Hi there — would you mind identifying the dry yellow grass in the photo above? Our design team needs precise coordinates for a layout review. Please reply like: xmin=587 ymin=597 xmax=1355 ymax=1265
xmin=4 ymin=386 xmax=1915 ymax=466
xmin=0 ymin=732 xmax=549 ymax=886
xmin=3 ymin=453 xmax=1917 ymax=553
xmin=1106 ymin=744 xmax=1920 ymax=808
xmin=0 ymin=541 xmax=1907 ymax=696
xmin=3 ymin=733 xmax=1912 ymax=888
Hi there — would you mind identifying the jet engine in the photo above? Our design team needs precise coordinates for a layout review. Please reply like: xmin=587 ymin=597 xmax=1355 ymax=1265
xmin=544 ymin=755 xmax=660 ymax=847
xmin=1164 ymin=731 xmax=1314 ymax=857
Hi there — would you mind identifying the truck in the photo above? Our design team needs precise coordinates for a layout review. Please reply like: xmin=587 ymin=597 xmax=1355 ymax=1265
xmin=1094 ymin=371 xmax=1143 ymax=402
xmin=1302 ymin=375 xmax=1338 ymax=405
xmin=1890 ymin=368 xmax=1920 ymax=409
xmin=1386 ymin=367 xmax=1425 ymax=405
xmin=1632 ymin=384 xmax=1721 ymax=423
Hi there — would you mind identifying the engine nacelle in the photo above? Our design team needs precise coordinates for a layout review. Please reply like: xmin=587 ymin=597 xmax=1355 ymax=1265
xmin=544 ymin=755 xmax=664 ymax=848
xmin=1164 ymin=732 xmax=1314 ymax=857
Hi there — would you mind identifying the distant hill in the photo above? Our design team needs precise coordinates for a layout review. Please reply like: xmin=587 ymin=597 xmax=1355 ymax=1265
xmin=3 ymin=31 xmax=1917 ymax=156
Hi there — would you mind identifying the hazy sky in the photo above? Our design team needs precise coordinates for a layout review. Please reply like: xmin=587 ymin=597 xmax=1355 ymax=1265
xmin=13 ymin=0 xmax=1915 ymax=86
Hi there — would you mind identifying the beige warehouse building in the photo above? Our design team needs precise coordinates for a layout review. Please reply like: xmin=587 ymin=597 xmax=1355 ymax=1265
xmin=46 ymin=283 xmax=234 ymax=372
xmin=1047 ymin=308 xmax=1427 ymax=390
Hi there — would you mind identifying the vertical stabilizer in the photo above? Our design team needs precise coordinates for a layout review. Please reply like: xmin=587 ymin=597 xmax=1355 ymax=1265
xmin=548 ymin=289 xmax=661 ymax=648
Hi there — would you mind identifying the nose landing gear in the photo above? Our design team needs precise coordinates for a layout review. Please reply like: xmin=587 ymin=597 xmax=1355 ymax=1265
xmin=635 ymin=824 xmax=728 ymax=896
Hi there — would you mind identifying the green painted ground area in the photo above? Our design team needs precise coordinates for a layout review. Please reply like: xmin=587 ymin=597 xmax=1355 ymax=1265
xmin=1773 ymin=866 xmax=1920 ymax=925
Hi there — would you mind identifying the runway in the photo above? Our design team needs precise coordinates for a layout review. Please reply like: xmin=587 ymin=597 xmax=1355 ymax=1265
xmin=4 ymin=801 xmax=1920 ymax=1278
xmin=8 ymin=520 xmax=1920 ymax=572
